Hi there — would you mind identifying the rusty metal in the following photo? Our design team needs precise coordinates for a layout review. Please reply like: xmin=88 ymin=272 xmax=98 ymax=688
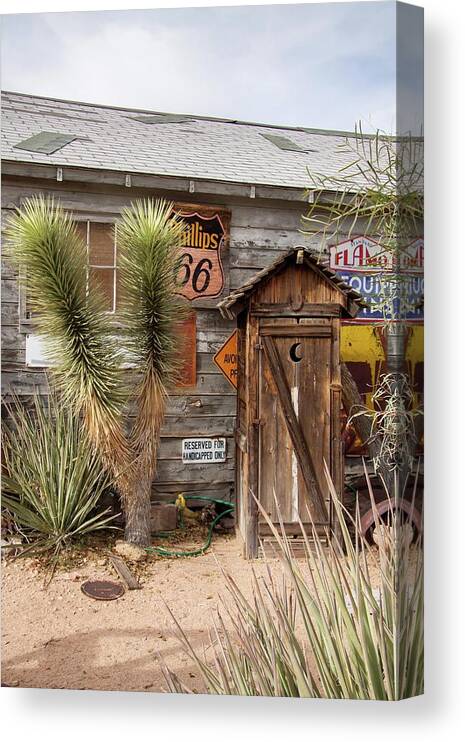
xmin=360 ymin=497 xmax=422 ymax=540
xmin=81 ymin=580 xmax=124 ymax=601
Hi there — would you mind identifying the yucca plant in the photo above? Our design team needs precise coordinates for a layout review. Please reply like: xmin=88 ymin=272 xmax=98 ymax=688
xmin=116 ymin=200 xmax=188 ymax=541
xmin=5 ymin=196 xmax=188 ymax=544
xmin=161 ymin=465 xmax=423 ymax=700
xmin=2 ymin=393 xmax=117 ymax=554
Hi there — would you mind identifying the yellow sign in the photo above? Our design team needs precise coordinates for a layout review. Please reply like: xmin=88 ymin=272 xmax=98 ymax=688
xmin=340 ymin=323 xmax=424 ymax=453
xmin=213 ymin=330 xmax=238 ymax=389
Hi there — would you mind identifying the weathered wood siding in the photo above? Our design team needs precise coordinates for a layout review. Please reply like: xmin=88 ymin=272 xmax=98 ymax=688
xmin=1 ymin=176 xmax=312 ymax=503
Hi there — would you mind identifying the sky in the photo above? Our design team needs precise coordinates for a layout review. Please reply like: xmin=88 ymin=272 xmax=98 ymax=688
xmin=1 ymin=2 xmax=423 ymax=132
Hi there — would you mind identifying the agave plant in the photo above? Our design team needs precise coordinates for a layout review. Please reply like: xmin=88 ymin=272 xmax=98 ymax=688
xmin=161 ymin=465 xmax=423 ymax=700
xmin=2 ymin=393 xmax=117 ymax=554
xmin=5 ymin=196 xmax=188 ymax=544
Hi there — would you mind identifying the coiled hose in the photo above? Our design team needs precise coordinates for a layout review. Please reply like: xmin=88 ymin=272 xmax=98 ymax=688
xmin=144 ymin=495 xmax=235 ymax=558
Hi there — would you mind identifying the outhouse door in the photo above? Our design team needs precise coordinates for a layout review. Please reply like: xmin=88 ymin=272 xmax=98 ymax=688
xmin=257 ymin=317 xmax=341 ymax=532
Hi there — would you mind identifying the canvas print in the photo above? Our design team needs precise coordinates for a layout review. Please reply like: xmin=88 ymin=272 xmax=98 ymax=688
xmin=1 ymin=1 xmax=424 ymax=699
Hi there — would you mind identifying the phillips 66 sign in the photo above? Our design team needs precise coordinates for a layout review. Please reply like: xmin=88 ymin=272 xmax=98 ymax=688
xmin=174 ymin=204 xmax=230 ymax=301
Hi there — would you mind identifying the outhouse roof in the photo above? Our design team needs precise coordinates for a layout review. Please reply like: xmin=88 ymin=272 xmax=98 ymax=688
xmin=217 ymin=246 xmax=365 ymax=319
xmin=2 ymin=90 xmax=381 ymax=191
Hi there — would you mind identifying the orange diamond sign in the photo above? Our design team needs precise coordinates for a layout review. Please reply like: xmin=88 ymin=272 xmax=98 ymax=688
xmin=213 ymin=330 xmax=238 ymax=389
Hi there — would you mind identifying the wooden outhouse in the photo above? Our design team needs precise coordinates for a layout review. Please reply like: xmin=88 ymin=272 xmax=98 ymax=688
xmin=218 ymin=246 xmax=363 ymax=558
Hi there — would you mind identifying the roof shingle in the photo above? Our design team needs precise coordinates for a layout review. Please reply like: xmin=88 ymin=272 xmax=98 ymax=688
xmin=1 ymin=90 xmax=373 ymax=189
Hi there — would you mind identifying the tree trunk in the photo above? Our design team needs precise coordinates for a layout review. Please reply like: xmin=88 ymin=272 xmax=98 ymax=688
xmin=124 ymin=475 xmax=152 ymax=545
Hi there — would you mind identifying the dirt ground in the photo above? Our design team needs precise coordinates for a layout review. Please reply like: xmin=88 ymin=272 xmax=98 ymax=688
xmin=1 ymin=533 xmax=302 ymax=693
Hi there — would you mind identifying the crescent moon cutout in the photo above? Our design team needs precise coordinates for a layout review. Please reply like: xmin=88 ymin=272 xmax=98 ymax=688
xmin=289 ymin=342 xmax=303 ymax=363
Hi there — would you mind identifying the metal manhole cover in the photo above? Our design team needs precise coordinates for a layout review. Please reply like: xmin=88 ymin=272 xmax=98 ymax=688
xmin=81 ymin=580 xmax=124 ymax=601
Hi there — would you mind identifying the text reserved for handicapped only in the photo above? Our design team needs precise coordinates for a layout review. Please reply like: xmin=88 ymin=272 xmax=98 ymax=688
xmin=182 ymin=437 xmax=227 ymax=464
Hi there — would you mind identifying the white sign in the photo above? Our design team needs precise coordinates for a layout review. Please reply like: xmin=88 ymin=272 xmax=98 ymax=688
xmin=182 ymin=437 xmax=226 ymax=464
xmin=25 ymin=335 xmax=53 ymax=367
xmin=329 ymin=236 xmax=423 ymax=274
xmin=25 ymin=334 xmax=136 ymax=369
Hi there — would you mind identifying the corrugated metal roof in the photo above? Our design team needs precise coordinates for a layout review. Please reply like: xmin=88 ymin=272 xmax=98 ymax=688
xmin=217 ymin=246 xmax=365 ymax=319
xmin=1 ymin=90 xmax=369 ymax=189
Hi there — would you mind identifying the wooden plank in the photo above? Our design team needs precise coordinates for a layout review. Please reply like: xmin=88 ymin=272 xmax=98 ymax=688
xmin=1 ymin=303 xmax=20 ymax=326
xmin=259 ymin=536 xmax=329 ymax=559
xmin=152 ymin=482 xmax=234 ymax=499
xmin=259 ymin=337 xmax=294 ymax=524
xmin=296 ymin=334 xmax=331 ymax=524
xmin=1 ymin=369 xmax=236 ymax=401
xmin=2 ymin=164 xmax=306 ymax=203
xmin=1 ymin=326 xmax=23 ymax=352
xmin=154 ymin=458 xmax=235 ymax=483
xmin=166 ymin=395 xmax=236 ymax=416
xmin=109 ymin=555 xmax=141 ymax=590
xmin=330 ymin=317 xmax=343 ymax=544
xmin=251 ymin=303 xmax=341 ymax=317
xmin=0 ymin=258 xmax=17 ymax=281
xmin=258 ymin=522 xmax=328 ymax=536
xmin=262 ymin=335 xmax=328 ymax=523
xmin=190 ymin=370 xmax=237 ymax=394
xmin=1 ymin=279 xmax=19 ymax=304
xmin=196 ymin=331 xmax=239 ymax=354
xmin=235 ymin=318 xmax=247 ymax=534
xmin=244 ymin=315 xmax=260 ymax=558
xmin=1 ymin=163 xmax=190 ymax=193
xmin=159 ymin=416 xmax=235 ymax=437
xmin=260 ymin=325 xmax=332 ymax=337
xmin=258 ymin=346 xmax=280 ymax=522
xmin=196 ymin=309 xmax=236 ymax=333
xmin=230 ymin=245 xmax=294 ymax=268
xmin=254 ymin=184 xmax=307 ymax=203
xmin=260 ymin=317 xmax=331 ymax=328
xmin=230 ymin=204 xmax=305 ymax=230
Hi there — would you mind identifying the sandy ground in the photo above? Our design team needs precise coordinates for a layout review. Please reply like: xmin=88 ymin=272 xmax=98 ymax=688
xmin=1 ymin=534 xmax=299 ymax=693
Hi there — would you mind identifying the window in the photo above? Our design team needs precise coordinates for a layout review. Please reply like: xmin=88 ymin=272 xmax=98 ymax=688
xmin=75 ymin=221 xmax=118 ymax=314
xmin=24 ymin=218 xmax=197 ymax=387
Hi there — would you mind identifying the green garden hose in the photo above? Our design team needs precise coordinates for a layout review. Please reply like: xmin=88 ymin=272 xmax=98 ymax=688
xmin=144 ymin=495 xmax=235 ymax=558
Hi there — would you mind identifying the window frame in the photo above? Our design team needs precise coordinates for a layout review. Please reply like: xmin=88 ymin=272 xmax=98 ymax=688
xmin=19 ymin=211 xmax=121 ymax=328
xmin=20 ymin=211 xmax=197 ymax=387
xmin=83 ymin=219 xmax=119 ymax=316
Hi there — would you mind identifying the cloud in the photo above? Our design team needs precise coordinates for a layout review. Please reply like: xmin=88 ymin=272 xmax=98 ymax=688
xmin=0 ymin=2 xmax=420 ymax=132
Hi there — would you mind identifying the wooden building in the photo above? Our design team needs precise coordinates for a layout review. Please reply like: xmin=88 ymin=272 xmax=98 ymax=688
xmin=1 ymin=91 xmax=423 ymax=521
xmin=218 ymin=247 xmax=363 ymax=557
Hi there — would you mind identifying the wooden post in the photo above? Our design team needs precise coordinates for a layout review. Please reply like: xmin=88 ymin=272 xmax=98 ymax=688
xmin=330 ymin=317 xmax=344 ymax=546
xmin=244 ymin=315 xmax=260 ymax=558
